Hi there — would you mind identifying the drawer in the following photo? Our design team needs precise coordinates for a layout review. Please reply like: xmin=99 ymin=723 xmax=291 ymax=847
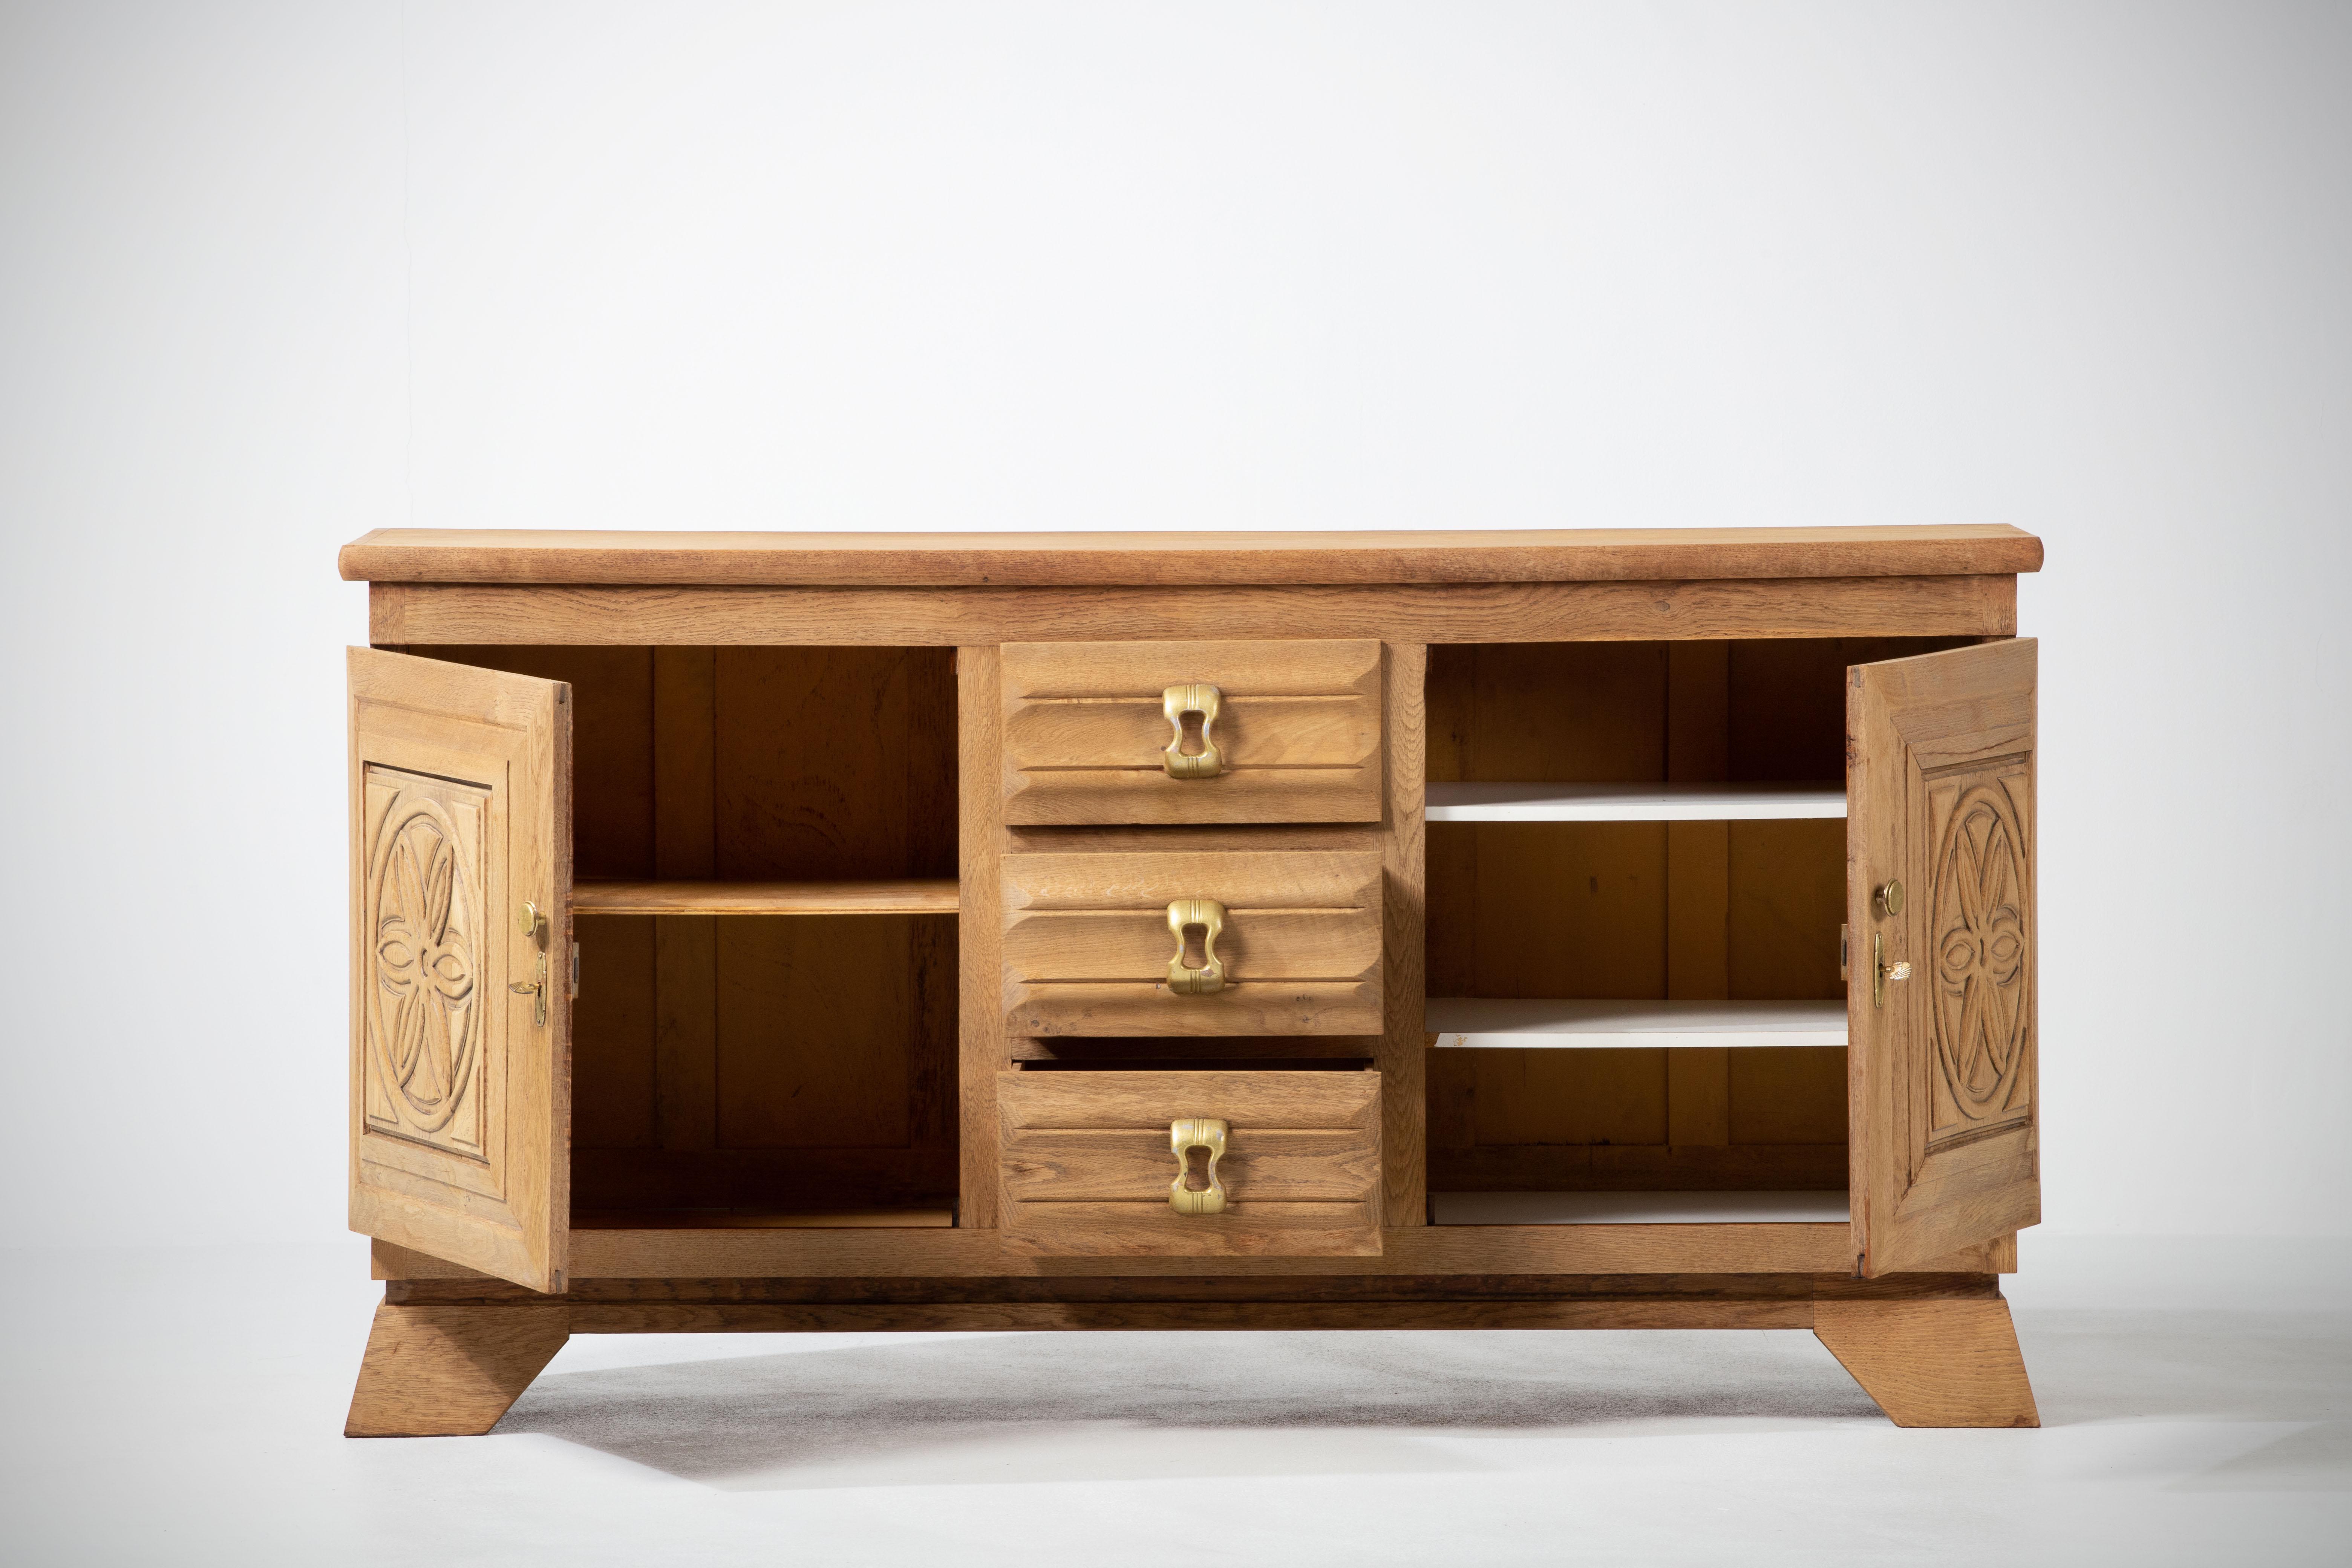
xmin=1001 ymin=640 xmax=1383 ymax=824
xmin=998 ymin=1069 xmax=1383 ymax=1256
xmin=1003 ymin=851 xmax=1383 ymax=1036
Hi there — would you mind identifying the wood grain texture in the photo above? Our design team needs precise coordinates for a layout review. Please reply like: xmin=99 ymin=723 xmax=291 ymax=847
xmin=342 ymin=533 xmax=2047 ymax=1430
xmin=390 ymin=1267 xmax=2004 ymax=1354
xmin=385 ymin=1265 xmax=1994 ymax=1335
xmin=714 ymin=647 xmax=957 ymax=880
xmin=659 ymin=648 xmax=959 ymax=1215
xmin=365 ymin=1227 xmax=2011 ymax=1284
xmin=341 ymin=525 xmax=2043 ymax=585
xmin=390 ymin=1270 xmax=1833 ymax=1304
xmin=1813 ymin=1292 xmax=2040 ymax=1427
xmin=1849 ymin=639 xmax=2040 ymax=1276
xmin=418 ymin=649 xmax=656 ymax=1168
xmin=1382 ymin=643 xmax=1428 ymax=1227
xmin=371 ymin=574 xmax=2020 ymax=649
xmin=348 ymin=649 xmax=571 ymax=1294
xmin=957 ymin=646 xmax=1006 ymax=1228
xmin=573 ymin=1207 xmax=954 ymax=1229
xmin=1002 ymin=851 xmax=1383 ymax=1036
xmin=556 ymin=1220 xmax=1858 ymax=1278
xmin=715 ymin=916 xmax=928 ymax=1149
xmin=571 ymin=915 xmax=654 ymax=1150
xmin=1723 ymin=817 xmax=1850 ymax=1152
xmin=1730 ymin=637 xmax=1977 ymax=782
xmin=574 ymin=879 xmax=958 ymax=915
xmin=343 ymin=1300 xmax=569 ymax=1437
xmin=1006 ymin=851 xmax=1385 ymax=909
xmin=1001 ymin=1131 xmax=1377 ymax=1202
xmin=572 ymin=1147 xmax=958 ymax=1210
xmin=1009 ymin=908 xmax=1379 ymax=979
xmin=560 ymin=1299 xmax=1808 ymax=1332
xmin=1002 ymin=639 xmax=1382 ymax=824
xmin=378 ymin=1254 xmax=2008 ymax=1306
xmin=998 ymin=1070 xmax=1381 ymax=1257
xmin=651 ymin=648 xmax=718 ymax=1152
xmin=1424 ymin=642 xmax=1672 ymax=1164
xmin=1429 ymin=1142 xmax=1847 ymax=1191
xmin=402 ymin=646 xmax=652 ymax=876
xmin=1009 ymin=1035 xmax=1378 ymax=1062
xmin=1666 ymin=642 xmax=1732 ymax=1147
xmin=1422 ymin=638 xmax=1876 ymax=1196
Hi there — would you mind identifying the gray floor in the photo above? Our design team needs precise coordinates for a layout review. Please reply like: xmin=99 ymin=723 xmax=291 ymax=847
xmin=3 ymin=1237 xmax=2347 ymax=1566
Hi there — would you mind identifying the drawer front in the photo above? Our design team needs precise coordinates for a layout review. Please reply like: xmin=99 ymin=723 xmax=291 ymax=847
xmin=1002 ymin=640 xmax=1383 ymax=825
xmin=998 ymin=1069 xmax=1383 ymax=1256
xmin=1003 ymin=851 xmax=1383 ymax=1036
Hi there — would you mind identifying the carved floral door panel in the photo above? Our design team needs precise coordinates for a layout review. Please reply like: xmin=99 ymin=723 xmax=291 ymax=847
xmin=1847 ymin=638 xmax=2037 ymax=1277
xmin=348 ymin=649 xmax=571 ymax=1292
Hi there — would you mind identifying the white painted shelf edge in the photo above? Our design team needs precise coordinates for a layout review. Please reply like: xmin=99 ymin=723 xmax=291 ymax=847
xmin=1425 ymin=781 xmax=1846 ymax=821
xmin=1431 ymin=1191 xmax=1852 ymax=1225
xmin=1426 ymin=997 xmax=1849 ymax=1049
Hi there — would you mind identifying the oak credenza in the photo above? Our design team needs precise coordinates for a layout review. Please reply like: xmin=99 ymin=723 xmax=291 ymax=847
xmin=341 ymin=526 xmax=2043 ymax=1435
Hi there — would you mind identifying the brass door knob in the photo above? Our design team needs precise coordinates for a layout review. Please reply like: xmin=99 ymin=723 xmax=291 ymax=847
xmin=1169 ymin=1118 xmax=1230 ymax=1215
xmin=1165 ymin=899 xmax=1227 ymax=995
xmin=1162 ymin=683 xmax=1224 ymax=779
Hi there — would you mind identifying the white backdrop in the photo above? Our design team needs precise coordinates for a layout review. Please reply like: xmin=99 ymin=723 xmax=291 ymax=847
xmin=3 ymin=0 xmax=2345 ymax=1248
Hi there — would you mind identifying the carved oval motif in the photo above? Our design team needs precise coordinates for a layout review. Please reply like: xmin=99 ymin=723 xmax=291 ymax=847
xmin=367 ymin=799 xmax=481 ymax=1133
xmin=1929 ymin=784 xmax=2029 ymax=1121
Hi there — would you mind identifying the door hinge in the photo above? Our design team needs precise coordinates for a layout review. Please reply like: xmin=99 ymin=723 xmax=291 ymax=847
xmin=570 ymin=941 xmax=580 ymax=999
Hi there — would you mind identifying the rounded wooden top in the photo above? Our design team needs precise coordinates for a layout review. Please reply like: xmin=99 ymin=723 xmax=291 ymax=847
xmin=340 ymin=525 xmax=2043 ymax=587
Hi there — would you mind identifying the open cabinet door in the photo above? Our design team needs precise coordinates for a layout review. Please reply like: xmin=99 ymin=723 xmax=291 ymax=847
xmin=348 ymin=649 xmax=571 ymax=1292
xmin=1848 ymin=639 xmax=2037 ymax=1277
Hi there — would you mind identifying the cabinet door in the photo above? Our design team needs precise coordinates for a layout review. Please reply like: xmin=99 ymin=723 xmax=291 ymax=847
xmin=1848 ymin=639 xmax=2037 ymax=1276
xmin=348 ymin=649 xmax=571 ymax=1292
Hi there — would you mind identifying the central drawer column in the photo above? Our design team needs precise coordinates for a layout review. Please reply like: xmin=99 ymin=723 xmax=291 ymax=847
xmin=958 ymin=638 xmax=1425 ymax=1250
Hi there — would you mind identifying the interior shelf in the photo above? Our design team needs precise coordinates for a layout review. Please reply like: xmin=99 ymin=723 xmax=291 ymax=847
xmin=570 ymin=1207 xmax=956 ymax=1230
xmin=571 ymin=879 xmax=960 ymax=917
xmin=1427 ymin=997 xmax=1848 ymax=1049
xmin=1432 ymin=1191 xmax=1850 ymax=1225
xmin=1425 ymin=781 xmax=1845 ymax=821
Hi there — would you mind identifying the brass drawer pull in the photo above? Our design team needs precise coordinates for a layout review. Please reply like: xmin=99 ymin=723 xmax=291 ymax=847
xmin=1162 ymin=683 xmax=1224 ymax=779
xmin=1165 ymin=898 xmax=1227 ymax=995
xmin=1170 ymin=1117 xmax=1230 ymax=1214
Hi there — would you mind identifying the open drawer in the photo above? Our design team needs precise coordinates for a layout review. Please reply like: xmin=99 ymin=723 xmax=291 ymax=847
xmin=997 ymin=1069 xmax=1384 ymax=1256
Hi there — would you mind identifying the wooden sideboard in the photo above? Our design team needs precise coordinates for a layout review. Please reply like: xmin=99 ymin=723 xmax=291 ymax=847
xmin=340 ymin=526 xmax=2044 ymax=1436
